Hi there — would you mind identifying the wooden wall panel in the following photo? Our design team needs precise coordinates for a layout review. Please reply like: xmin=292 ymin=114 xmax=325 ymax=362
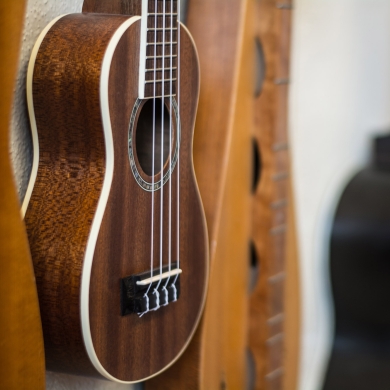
xmin=0 ymin=1 xmax=45 ymax=388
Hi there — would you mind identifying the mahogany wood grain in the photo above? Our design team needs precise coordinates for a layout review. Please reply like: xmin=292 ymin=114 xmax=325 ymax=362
xmin=0 ymin=1 xmax=45 ymax=388
xmin=24 ymin=13 xmax=207 ymax=382
xmin=83 ymin=0 xmax=141 ymax=16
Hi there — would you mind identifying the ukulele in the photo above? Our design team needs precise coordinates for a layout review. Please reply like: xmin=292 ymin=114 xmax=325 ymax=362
xmin=0 ymin=1 xmax=45 ymax=388
xmin=23 ymin=0 xmax=208 ymax=383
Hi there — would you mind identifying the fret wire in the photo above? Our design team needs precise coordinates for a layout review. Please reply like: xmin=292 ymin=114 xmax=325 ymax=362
xmin=147 ymin=13 xmax=178 ymax=16
xmin=145 ymin=78 xmax=177 ymax=84
xmin=146 ymin=55 xmax=177 ymax=59
xmin=148 ymin=27 xmax=178 ymax=31
xmin=146 ymin=42 xmax=178 ymax=45
xmin=146 ymin=67 xmax=177 ymax=72
xmin=144 ymin=94 xmax=176 ymax=98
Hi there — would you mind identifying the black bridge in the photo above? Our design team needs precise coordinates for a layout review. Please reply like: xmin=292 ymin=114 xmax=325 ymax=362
xmin=121 ymin=262 xmax=181 ymax=316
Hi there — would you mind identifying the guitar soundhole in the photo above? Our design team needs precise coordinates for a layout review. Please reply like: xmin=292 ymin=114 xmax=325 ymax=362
xmin=128 ymin=97 xmax=180 ymax=191
xmin=249 ymin=241 xmax=260 ymax=292
xmin=135 ymin=98 xmax=171 ymax=177
xmin=254 ymin=37 xmax=266 ymax=97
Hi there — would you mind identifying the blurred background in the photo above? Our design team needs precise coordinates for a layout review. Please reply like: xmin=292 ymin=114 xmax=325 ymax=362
xmin=290 ymin=1 xmax=390 ymax=389
xmin=5 ymin=0 xmax=390 ymax=389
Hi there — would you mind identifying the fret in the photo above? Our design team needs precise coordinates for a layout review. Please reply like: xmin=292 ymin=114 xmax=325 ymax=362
xmin=146 ymin=58 xmax=177 ymax=69
xmin=146 ymin=54 xmax=177 ymax=59
xmin=146 ymin=67 xmax=177 ymax=72
xmin=148 ymin=12 xmax=178 ymax=16
xmin=145 ymin=78 xmax=177 ymax=84
xmin=146 ymin=42 xmax=178 ymax=46
xmin=143 ymin=94 xmax=176 ymax=99
xmin=139 ymin=0 xmax=179 ymax=99
xmin=147 ymin=31 xmax=177 ymax=42
xmin=147 ymin=27 xmax=178 ymax=31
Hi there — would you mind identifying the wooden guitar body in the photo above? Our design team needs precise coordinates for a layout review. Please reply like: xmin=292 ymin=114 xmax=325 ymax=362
xmin=23 ymin=12 xmax=208 ymax=383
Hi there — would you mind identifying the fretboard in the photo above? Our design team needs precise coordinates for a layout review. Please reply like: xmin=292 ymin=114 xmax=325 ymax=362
xmin=139 ymin=0 xmax=178 ymax=99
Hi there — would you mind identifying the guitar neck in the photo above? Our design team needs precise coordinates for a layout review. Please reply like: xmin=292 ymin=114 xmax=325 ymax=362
xmin=139 ymin=0 xmax=178 ymax=98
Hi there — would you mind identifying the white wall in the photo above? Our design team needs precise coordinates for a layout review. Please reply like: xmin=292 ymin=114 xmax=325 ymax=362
xmin=289 ymin=1 xmax=390 ymax=389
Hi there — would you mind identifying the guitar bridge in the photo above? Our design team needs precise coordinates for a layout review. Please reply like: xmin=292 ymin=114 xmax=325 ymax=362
xmin=120 ymin=263 xmax=181 ymax=316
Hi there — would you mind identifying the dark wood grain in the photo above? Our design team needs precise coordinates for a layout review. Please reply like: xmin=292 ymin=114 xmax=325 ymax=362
xmin=82 ymin=0 xmax=141 ymax=15
xmin=0 ymin=1 xmax=45 ymax=388
xmin=24 ymin=12 xmax=207 ymax=382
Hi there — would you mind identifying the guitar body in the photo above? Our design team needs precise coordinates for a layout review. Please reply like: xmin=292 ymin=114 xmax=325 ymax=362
xmin=24 ymin=12 xmax=208 ymax=383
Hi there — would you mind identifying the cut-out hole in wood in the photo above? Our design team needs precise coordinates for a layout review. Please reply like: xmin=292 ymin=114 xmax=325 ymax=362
xmin=249 ymin=241 xmax=260 ymax=292
xmin=246 ymin=347 xmax=257 ymax=390
xmin=254 ymin=37 xmax=266 ymax=97
xmin=252 ymin=138 xmax=262 ymax=193
xmin=135 ymin=98 xmax=171 ymax=177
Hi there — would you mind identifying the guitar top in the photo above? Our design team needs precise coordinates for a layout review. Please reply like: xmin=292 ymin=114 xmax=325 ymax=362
xmin=23 ymin=0 xmax=208 ymax=383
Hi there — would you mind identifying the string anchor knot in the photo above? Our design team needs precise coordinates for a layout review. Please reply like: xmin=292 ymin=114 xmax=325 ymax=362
xmin=137 ymin=293 xmax=150 ymax=317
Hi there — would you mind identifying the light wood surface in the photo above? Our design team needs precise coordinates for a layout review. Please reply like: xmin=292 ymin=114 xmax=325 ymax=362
xmin=285 ymin=181 xmax=300 ymax=390
xmin=0 ymin=1 xmax=45 ymax=388
xmin=249 ymin=0 xmax=299 ymax=389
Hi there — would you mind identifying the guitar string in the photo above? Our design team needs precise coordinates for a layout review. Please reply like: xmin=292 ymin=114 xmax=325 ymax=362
xmin=153 ymin=0 xmax=167 ymax=310
xmin=141 ymin=0 xmax=159 ymax=317
xmin=172 ymin=0 xmax=180 ymax=293
xmin=163 ymin=0 xmax=174 ymax=298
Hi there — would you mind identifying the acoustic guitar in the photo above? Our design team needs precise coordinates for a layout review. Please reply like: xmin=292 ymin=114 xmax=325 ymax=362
xmin=23 ymin=0 xmax=208 ymax=383
xmin=324 ymin=135 xmax=390 ymax=390
xmin=0 ymin=1 xmax=45 ymax=388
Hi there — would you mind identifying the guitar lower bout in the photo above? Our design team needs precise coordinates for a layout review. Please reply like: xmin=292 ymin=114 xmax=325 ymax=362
xmin=24 ymin=12 xmax=208 ymax=383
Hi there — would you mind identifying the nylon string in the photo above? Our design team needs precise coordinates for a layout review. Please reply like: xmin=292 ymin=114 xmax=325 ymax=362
xmin=172 ymin=0 xmax=180 ymax=292
xmin=140 ymin=0 xmax=159 ymax=318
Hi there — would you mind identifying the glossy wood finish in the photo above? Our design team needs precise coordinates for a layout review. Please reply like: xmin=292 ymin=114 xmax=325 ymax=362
xmin=24 ymin=13 xmax=207 ymax=382
xmin=250 ymin=0 xmax=298 ymax=389
xmin=0 ymin=1 xmax=45 ymax=388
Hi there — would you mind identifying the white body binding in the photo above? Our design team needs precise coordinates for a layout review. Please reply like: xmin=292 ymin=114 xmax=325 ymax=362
xmin=24 ymin=14 xmax=207 ymax=384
